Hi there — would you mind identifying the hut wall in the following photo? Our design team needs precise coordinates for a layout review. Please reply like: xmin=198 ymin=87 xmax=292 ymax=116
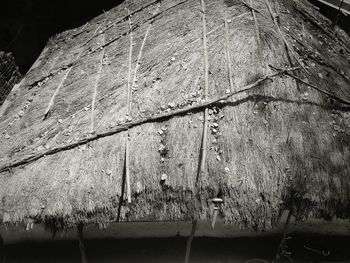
xmin=0 ymin=52 xmax=21 ymax=106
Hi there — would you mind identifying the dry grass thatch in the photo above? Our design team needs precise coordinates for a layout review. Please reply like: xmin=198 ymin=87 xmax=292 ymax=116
xmin=0 ymin=0 xmax=350 ymax=231
xmin=0 ymin=52 xmax=21 ymax=106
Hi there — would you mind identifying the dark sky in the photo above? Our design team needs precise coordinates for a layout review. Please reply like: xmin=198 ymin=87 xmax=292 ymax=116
xmin=0 ymin=0 xmax=124 ymax=74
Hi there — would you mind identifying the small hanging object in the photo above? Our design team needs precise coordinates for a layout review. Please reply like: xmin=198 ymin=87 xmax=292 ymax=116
xmin=26 ymin=218 xmax=34 ymax=231
xmin=211 ymin=198 xmax=223 ymax=229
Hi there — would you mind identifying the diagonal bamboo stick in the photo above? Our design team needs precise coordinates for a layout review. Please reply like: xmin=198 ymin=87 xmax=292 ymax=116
xmin=270 ymin=65 xmax=350 ymax=105
xmin=43 ymin=24 xmax=103 ymax=120
xmin=90 ymin=36 xmax=105 ymax=133
xmin=0 ymin=66 xmax=301 ymax=173
xmin=264 ymin=0 xmax=309 ymax=74
xmin=249 ymin=0 xmax=261 ymax=51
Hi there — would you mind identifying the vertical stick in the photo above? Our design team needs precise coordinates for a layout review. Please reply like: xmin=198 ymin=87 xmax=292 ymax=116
xmin=77 ymin=224 xmax=88 ymax=263
xmin=197 ymin=0 xmax=209 ymax=189
xmin=43 ymin=68 xmax=70 ymax=119
xmin=44 ymin=22 xmax=102 ymax=120
xmin=223 ymin=10 xmax=234 ymax=92
xmin=223 ymin=9 xmax=241 ymax=134
xmin=249 ymin=0 xmax=261 ymax=51
xmin=273 ymin=210 xmax=292 ymax=262
xmin=184 ymin=220 xmax=197 ymax=263
xmin=264 ymin=0 xmax=308 ymax=74
xmin=131 ymin=7 xmax=158 ymax=91
xmin=0 ymin=233 xmax=4 ymax=263
xmin=125 ymin=8 xmax=133 ymax=204
xmin=90 ymin=38 xmax=105 ymax=133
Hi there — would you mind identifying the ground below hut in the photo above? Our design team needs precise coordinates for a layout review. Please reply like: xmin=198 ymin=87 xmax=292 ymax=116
xmin=2 ymin=234 xmax=350 ymax=263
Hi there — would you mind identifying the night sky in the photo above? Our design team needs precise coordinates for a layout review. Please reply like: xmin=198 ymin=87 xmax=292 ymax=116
xmin=0 ymin=0 xmax=124 ymax=74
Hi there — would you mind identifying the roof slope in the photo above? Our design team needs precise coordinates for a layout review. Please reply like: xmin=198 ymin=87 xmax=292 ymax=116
xmin=0 ymin=0 xmax=349 ymax=230
xmin=0 ymin=52 xmax=21 ymax=106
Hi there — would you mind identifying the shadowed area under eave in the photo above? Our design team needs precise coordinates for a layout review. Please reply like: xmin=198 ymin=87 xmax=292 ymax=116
xmin=0 ymin=0 xmax=349 ymax=231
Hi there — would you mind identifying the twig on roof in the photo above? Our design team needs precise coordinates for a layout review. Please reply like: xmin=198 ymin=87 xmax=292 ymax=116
xmin=43 ymin=69 xmax=70 ymax=120
xmin=82 ymin=24 xmax=102 ymax=47
xmin=293 ymin=3 xmax=349 ymax=54
xmin=288 ymin=32 xmax=350 ymax=83
xmin=131 ymin=6 xmax=158 ymax=92
xmin=270 ymin=65 xmax=350 ymax=105
xmin=0 ymin=66 xmax=301 ymax=173
xmin=264 ymin=0 xmax=309 ymax=75
xmin=249 ymin=0 xmax=261 ymax=52
xmin=224 ymin=10 xmax=234 ymax=92
xmin=88 ymin=0 xmax=189 ymax=56
xmin=240 ymin=0 xmax=267 ymax=19
xmin=90 ymin=34 xmax=105 ymax=133
xmin=44 ymin=22 xmax=104 ymax=121
xmin=29 ymin=1 xmax=187 ymax=90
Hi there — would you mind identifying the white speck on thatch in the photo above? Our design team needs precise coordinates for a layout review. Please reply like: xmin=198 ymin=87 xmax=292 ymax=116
xmin=161 ymin=173 xmax=167 ymax=181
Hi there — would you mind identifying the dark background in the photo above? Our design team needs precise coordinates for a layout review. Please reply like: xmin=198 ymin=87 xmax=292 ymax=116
xmin=4 ymin=235 xmax=350 ymax=262
xmin=0 ymin=0 xmax=124 ymax=74
xmin=0 ymin=0 xmax=349 ymax=75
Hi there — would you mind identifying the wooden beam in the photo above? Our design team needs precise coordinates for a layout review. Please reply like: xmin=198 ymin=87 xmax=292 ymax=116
xmin=0 ymin=66 xmax=301 ymax=174
xmin=77 ymin=224 xmax=88 ymax=263
xmin=0 ymin=233 xmax=5 ymax=263
xmin=184 ymin=220 xmax=197 ymax=263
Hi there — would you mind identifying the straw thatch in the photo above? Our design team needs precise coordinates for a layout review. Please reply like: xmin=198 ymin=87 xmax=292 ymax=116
xmin=0 ymin=0 xmax=349 ymax=231
xmin=0 ymin=52 xmax=21 ymax=106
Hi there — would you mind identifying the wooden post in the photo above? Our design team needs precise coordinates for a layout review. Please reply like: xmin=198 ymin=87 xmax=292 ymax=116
xmin=184 ymin=220 xmax=197 ymax=263
xmin=77 ymin=224 xmax=88 ymax=263
xmin=0 ymin=233 xmax=4 ymax=263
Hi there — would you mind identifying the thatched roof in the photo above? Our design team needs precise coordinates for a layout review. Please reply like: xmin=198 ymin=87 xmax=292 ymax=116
xmin=0 ymin=0 xmax=349 ymax=231
xmin=0 ymin=51 xmax=21 ymax=106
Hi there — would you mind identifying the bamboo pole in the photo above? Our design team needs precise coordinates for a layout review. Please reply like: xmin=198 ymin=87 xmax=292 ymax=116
xmin=249 ymin=0 xmax=261 ymax=51
xmin=184 ymin=220 xmax=197 ymax=263
xmin=0 ymin=66 xmax=301 ymax=173
xmin=269 ymin=65 xmax=350 ymax=105
xmin=125 ymin=8 xmax=133 ymax=204
xmin=77 ymin=224 xmax=88 ymax=263
xmin=197 ymin=0 xmax=209 ymax=189
xmin=264 ymin=0 xmax=309 ymax=74
xmin=0 ymin=233 xmax=4 ymax=263
xmin=223 ymin=10 xmax=234 ymax=92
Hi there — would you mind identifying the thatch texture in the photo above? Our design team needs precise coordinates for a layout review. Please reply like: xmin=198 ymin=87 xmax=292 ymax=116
xmin=0 ymin=0 xmax=349 ymax=231
xmin=0 ymin=52 xmax=21 ymax=106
